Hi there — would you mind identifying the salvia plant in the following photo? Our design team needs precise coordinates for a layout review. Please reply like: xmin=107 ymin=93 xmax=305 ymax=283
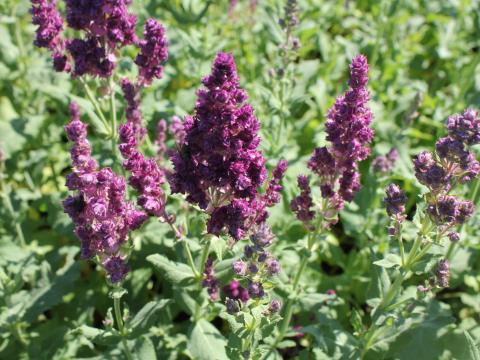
xmin=1 ymin=0 xmax=480 ymax=359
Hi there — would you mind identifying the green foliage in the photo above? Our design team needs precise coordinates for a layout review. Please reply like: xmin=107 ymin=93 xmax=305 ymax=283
xmin=1 ymin=0 xmax=479 ymax=359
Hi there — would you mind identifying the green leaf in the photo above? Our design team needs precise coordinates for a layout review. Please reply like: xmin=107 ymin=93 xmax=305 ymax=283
xmin=465 ymin=331 xmax=480 ymax=360
xmin=373 ymin=254 xmax=402 ymax=269
xmin=133 ymin=336 xmax=157 ymax=360
xmin=188 ymin=319 xmax=228 ymax=360
xmin=129 ymin=300 xmax=170 ymax=338
xmin=73 ymin=325 xmax=121 ymax=346
xmin=147 ymin=254 xmax=194 ymax=284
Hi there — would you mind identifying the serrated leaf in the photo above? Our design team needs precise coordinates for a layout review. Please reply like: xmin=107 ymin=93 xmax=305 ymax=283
xmin=188 ymin=319 xmax=228 ymax=360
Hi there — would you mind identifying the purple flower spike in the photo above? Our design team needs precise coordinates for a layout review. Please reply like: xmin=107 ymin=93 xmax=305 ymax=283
xmin=135 ymin=19 xmax=168 ymax=86
xmin=304 ymin=55 xmax=373 ymax=212
xmin=63 ymin=103 xmax=147 ymax=281
xmin=169 ymin=52 xmax=267 ymax=240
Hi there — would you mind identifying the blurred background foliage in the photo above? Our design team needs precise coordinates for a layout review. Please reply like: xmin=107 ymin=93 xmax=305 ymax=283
xmin=0 ymin=0 xmax=479 ymax=359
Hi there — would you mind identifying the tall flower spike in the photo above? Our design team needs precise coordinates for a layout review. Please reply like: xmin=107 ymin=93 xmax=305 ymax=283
xmin=135 ymin=19 xmax=168 ymax=86
xmin=307 ymin=55 xmax=374 ymax=208
xmin=63 ymin=103 xmax=147 ymax=283
xmin=169 ymin=52 xmax=267 ymax=240
xmin=119 ymin=81 xmax=167 ymax=219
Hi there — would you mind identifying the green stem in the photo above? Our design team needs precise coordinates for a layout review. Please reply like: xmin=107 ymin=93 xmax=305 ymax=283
xmin=199 ymin=239 xmax=211 ymax=275
xmin=109 ymin=77 xmax=118 ymax=161
xmin=78 ymin=77 xmax=110 ymax=133
xmin=183 ymin=240 xmax=200 ymax=279
xmin=2 ymin=190 xmax=26 ymax=247
xmin=113 ymin=297 xmax=134 ymax=360
xmin=445 ymin=242 xmax=456 ymax=261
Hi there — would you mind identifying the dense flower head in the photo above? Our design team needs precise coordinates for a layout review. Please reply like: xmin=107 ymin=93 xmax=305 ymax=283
xmin=65 ymin=0 xmax=137 ymax=46
xmin=447 ymin=108 xmax=480 ymax=145
xmin=427 ymin=195 xmax=474 ymax=225
xmin=372 ymin=148 xmax=398 ymax=173
xmin=63 ymin=103 xmax=147 ymax=283
xmin=279 ymin=0 xmax=299 ymax=29
xmin=135 ymin=19 xmax=168 ymax=85
xmin=66 ymin=38 xmax=116 ymax=78
xmin=31 ymin=0 xmax=64 ymax=50
xmin=384 ymin=184 xmax=407 ymax=217
xmin=169 ymin=52 xmax=268 ymax=240
xmin=307 ymin=55 xmax=373 ymax=208
xmin=413 ymin=151 xmax=450 ymax=190
xmin=290 ymin=175 xmax=315 ymax=226
xmin=202 ymin=256 xmax=219 ymax=301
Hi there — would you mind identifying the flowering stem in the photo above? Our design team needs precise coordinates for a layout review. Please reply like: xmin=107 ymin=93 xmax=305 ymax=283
xmin=274 ymin=218 xmax=322 ymax=348
xmin=113 ymin=296 xmax=134 ymax=360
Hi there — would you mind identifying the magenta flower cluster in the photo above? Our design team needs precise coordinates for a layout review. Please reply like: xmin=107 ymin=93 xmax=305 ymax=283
xmin=119 ymin=79 xmax=167 ymax=220
xmin=413 ymin=109 xmax=479 ymax=236
xmin=291 ymin=55 xmax=373 ymax=226
xmin=308 ymin=54 xmax=373 ymax=205
xmin=30 ymin=0 xmax=167 ymax=82
xmin=63 ymin=103 xmax=147 ymax=283
xmin=169 ymin=52 xmax=286 ymax=240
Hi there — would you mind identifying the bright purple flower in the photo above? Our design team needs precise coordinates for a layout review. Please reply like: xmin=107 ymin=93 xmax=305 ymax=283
xmin=222 ymin=280 xmax=249 ymax=303
xmin=202 ymin=256 xmax=219 ymax=301
xmin=306 ymin=55 xmax=373 ymax=208
xmin=31 ymin=0 xmax=64 ymax=50
xmin=169 ymin=52 xmax=267 ymax=240
xmin=263 ymin=159 xmax=288 ymax=207
xmin=372 ymin=148 xmax=398 ymax=173
xmin=384 ymin=184 xmax=407 ymax=217
xmin=290 ymin=175 xmax=315 ymax=226
xmin=135 ymin=19 xmax=168 ymax=86
xmin=63 ymin=103 xmax=147 ymax=282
